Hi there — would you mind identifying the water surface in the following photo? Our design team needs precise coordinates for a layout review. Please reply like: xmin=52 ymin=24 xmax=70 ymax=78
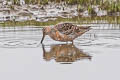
xmin=0 ymin=24 xmax=120 ymax=80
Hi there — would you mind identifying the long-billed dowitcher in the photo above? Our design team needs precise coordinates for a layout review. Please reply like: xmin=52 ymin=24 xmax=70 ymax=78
xmin=41 ymin=23 xmax=91 ymax=43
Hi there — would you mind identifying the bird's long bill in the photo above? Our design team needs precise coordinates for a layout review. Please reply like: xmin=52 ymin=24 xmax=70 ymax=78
xmin=41 ymin=32 xmax=45 ymax=43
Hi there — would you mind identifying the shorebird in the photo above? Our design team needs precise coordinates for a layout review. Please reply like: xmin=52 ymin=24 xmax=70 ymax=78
xmin=41 ymin=23 xmax=91 ymax=44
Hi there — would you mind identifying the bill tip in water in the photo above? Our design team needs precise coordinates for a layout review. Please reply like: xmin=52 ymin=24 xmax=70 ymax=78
xmin=41 ymin=40 xmax=43 ymax=44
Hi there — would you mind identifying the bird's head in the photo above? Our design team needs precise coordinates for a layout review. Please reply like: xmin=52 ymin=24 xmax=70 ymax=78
xmin=42 ymin=27 xmax=51 ymax=35
xmin=41 ymin=27 xmax=51 ymax=44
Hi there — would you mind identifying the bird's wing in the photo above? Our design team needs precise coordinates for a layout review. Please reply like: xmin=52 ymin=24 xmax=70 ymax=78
xmin=55 ymin=23 xmax=91 ymax=39
xmin=55 ymin=23 xmax=77 ymax=35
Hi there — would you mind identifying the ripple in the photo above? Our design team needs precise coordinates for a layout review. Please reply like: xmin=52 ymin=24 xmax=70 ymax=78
xmin=0 ymin=25 xmax=120 ymax=49
xmin=0 ymin=39 xmax=39 ymax=48
xmin=106 ymin=44 xmax=120 ymax=48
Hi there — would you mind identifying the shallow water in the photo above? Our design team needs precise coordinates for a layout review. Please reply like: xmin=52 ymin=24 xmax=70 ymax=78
xmin=0 ymin=24 xmax=120 ymax=80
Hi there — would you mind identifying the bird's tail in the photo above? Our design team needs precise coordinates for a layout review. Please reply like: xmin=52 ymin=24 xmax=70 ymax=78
xmin=78 ymin=26 xmax=91 ymax=31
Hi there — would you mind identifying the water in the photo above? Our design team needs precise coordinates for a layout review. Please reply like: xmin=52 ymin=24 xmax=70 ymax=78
xmin=0 ymin=24 xmax=120 ymax=80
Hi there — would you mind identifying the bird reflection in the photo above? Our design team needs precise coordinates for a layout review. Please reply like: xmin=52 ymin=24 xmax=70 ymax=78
xmin=42 ymin=44 xmax=91 ymax=64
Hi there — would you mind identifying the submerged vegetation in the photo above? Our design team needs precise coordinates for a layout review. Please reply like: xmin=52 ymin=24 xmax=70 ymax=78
xmin=0 ymin=16 xmax=120 ymax=27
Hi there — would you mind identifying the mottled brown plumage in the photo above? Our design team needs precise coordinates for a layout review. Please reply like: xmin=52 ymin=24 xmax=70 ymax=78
xmin=41 ymin=23 xmax=91 ymax=43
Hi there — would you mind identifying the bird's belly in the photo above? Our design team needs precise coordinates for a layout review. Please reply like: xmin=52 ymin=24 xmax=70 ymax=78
xmin=49 ymin=32 xmax=73 ymax=42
